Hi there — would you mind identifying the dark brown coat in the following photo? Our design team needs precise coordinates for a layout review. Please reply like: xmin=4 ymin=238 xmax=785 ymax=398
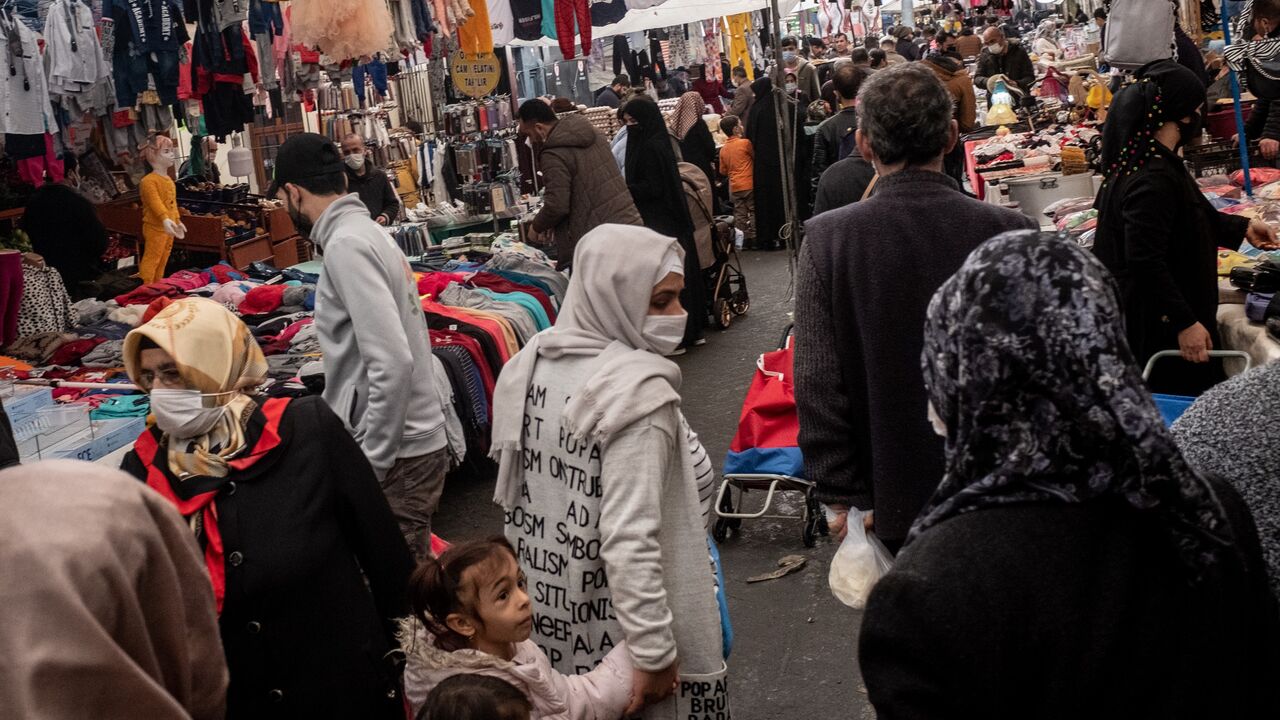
xmin=529 ymin=113 xmax=642 ymax=265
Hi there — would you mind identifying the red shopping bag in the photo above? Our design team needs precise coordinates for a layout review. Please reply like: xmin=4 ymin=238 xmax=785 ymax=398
xmin=728 ymin=342 xmax=799 ymax=453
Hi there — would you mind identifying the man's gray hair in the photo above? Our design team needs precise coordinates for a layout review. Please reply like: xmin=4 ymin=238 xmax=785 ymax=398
xmin=856 ymin=64 xmax=954 ymax=167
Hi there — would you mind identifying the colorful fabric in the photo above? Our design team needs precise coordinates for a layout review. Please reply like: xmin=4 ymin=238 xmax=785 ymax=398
xmin=238 ymin=284 xmax=288 ymax=315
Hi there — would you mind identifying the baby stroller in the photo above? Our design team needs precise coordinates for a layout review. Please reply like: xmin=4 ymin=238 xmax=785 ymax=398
xmin=1143 ymin=350 xmax=1251 ymax=425
xmin=713 ymin=325 xmax=829 ymax=547
xmin=706 ymin=216 xmax=749 ymax=329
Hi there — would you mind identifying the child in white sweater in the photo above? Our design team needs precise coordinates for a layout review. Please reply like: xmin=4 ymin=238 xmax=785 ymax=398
xmin=400 ymin=537 xmax=634 ymax=720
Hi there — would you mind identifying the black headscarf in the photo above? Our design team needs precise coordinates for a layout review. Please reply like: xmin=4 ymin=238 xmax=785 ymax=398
xmin=1100 ymin=60 xmax=1206 ymax=177
xmin=912 ymin=230 xmax=1232 ymax=582
xmin=622 ymin=96 xmax=672 ymax=183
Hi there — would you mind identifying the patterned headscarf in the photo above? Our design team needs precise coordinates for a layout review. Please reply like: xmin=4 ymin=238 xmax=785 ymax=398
xmin=124 ymin=297 xmax=268 ymax=478
xmin=911 ymin=231 xmax=1232 ymax=581
xmin=1099 ymin=60 xmax=1205 ymax=180
xmin=669 ymin=91 xmax=707 ymax=140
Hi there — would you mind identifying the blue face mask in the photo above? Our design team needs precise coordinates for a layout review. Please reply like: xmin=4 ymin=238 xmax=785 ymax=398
xmin=782 ymin=51 xmax=797 ymax=64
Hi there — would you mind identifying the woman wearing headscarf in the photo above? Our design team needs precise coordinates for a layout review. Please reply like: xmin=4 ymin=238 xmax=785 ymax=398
xmin=1093 ymin=60 xmax=1280 ymax=395
xmin=1031 ymin=19 xmax=1061 ymax=60
xmin=746 ymin=76 xmax=792 ymax=251
xmin=859 ymin=231 xmax=1280 ymax=718
xmin=0 ymin=460 xmax=227 ymax=720
xmin=119 ymin=297 xmax=414 ymax=719
xmin=624 ymin=96 xmax=706 ymax=349
xmin=491 ymin=224 xmax=728 ymax=719
xmin=670 ymin=91 xmax=717 ymax=192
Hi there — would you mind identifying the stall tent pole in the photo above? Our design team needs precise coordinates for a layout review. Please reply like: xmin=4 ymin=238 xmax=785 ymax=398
xmin=770 ymin=0 xmax=799 ymax=276
xmin=1222 ymin=2 xmax=1254 ymax=197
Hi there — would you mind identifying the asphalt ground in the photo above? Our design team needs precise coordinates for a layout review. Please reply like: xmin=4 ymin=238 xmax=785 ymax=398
xmin=434 ymin=248 xmax=873 ymax=718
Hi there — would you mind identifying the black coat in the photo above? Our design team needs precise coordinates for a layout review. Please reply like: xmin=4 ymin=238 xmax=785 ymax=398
xmin=122 ymin=396 xmax=413 ymax=719
xmin=810 ymin=106 xmax=858 ymax=204
xmin=796 ymin=171 xmax=1036 ymax=542
xmin=973 ymin=42 xmax=1036 ymax=93
xmin=1092 ymin=147 xmax=1249 ymax=394
xmin=811 ymin=155 xmax=876 ymax=215
xmin=746 ymin=78 xmax=798 ymax=248
xmin=860 ymin=477 xmax=1280 ymax=719
xmin=678 ymin=120 xmax=718 ymax=192
xmin=346 ymin=159 xmax=402 ymax=222
xmin=625 ymin=129 xmax=693 ymax=242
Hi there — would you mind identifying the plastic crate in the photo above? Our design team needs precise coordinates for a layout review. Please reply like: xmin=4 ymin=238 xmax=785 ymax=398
xmin=1185 ymin=141 xmax=1265 ymax=179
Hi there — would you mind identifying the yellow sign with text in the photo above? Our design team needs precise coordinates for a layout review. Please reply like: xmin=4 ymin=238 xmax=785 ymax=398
xmin=451 ymin=51 xmax=500 ymax=98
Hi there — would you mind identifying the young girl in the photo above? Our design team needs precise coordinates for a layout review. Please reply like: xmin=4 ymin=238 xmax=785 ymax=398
xmin=400 ymin=538 xmax=633 ymax=720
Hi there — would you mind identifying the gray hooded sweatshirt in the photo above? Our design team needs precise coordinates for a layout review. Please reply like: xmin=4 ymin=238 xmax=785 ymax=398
xmin=311 ymin=193 xmax=446 ymax=476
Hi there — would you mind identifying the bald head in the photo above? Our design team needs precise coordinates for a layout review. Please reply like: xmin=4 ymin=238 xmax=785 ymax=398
xmin=983 ymin=26 xmax=1007 ymax=54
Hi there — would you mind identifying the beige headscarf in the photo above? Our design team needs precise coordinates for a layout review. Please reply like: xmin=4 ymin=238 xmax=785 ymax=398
xmin=669 ymin=91 xmax=707 ymax=140
xmin=0 ymin=460 xmax=227 ymax=719
xmin=490 ymin=224 xmax=684 ymax=510
xmin=124 ymin=297 xmax=268 ymax=478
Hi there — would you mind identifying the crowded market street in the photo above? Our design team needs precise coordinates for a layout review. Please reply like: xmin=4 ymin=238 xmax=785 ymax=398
xmin=8 ymin=0 xmax=1280 ymax=718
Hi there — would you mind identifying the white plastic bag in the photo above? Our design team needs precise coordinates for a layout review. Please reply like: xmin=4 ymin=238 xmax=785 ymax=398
xmin=827 ymin=509 xmax=894 ymax=609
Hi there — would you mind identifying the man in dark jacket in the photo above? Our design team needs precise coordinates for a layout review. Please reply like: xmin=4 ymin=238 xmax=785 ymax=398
xmin=812 ymin=154 xmax=877 ymax=214
xmin=796 ymin=64 xmax=1036 ymax=550
xmin=340 ymin=133 xmax=400 ymax=225
xmin=517 ymin=100 xmax=642 ymax=269
xmin=810 ymin=63 xmax=868 ymax=208
xmin=594 ymin=75 xmax=630 ymax=108
xmin=973 ymin=26 xmax=1036 ymax=94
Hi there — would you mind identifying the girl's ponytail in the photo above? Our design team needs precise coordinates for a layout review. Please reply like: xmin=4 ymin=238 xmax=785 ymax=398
xmin=407 ymin=536 xmax=518 ymax=652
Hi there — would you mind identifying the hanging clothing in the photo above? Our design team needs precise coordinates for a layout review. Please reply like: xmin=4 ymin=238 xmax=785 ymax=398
xmin=455 ymin=0 xmax=494 ymax=54
xmin=553 ymin=0 xmax=590 ymax=59
xmin=0 ymin=15 xmax=57 ymax=135
xmin=724 ymin=13 xmax=752 ymax=72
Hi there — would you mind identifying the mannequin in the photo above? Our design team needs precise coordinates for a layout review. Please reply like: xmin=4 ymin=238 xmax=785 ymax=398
xmin=138 ymin=137 xmax=185 ymax=284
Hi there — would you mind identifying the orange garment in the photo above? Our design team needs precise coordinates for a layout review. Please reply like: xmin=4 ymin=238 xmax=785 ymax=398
xmin=138 ymin=173 xmax=181 ymax=284
xmin=720 ymin=136 xmax=754 ymax=193
xmin=455 ymin=0 xmax=493 ymax=55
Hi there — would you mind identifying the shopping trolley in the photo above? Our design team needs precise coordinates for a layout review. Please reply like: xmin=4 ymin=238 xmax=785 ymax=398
xmin=1142 ymin=350 xmax=1252 ymax=425
xmin=713 ymin=326 xmax=829 ymax=548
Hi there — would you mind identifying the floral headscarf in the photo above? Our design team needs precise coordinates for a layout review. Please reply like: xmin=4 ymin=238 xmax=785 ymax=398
xmin=911 ymin=230 xmax=1232 ymax=581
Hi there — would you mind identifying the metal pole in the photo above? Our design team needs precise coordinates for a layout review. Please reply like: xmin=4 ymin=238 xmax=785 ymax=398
xmin=1222 ymin=2 xmax=1254 ymax=197
xmin=770 ymin=0 xmax=799 ymax=270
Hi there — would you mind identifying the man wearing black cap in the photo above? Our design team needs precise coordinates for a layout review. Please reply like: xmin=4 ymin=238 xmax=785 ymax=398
xmin=270 ymin=132 xmax=449 ymax=559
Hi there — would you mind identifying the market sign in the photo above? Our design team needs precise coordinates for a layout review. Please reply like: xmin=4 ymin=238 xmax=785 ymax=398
xmin=451 ymin=51 xmax=500 ymax=98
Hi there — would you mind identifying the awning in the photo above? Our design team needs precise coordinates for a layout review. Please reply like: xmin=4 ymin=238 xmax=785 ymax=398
xmin=507 ymin=0 xmax=803 ymax=47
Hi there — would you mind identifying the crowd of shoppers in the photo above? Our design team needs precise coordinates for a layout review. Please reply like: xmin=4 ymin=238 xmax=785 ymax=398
xmin=11 ymin=11 xmax=1280 ymax=720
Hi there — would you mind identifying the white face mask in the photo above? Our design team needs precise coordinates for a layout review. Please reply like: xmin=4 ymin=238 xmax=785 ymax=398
xmin=926 ymin=401 xmax=947 ymax=438
xmin=785 ymin=81 xmax=798 ymax=94
xmin=344 ymin=153 xmax=365 ymax=170
xmin=150 ymin=388 xmax=231 ymax=439
xmin=642 ymin=312 xmax=687 ymax=355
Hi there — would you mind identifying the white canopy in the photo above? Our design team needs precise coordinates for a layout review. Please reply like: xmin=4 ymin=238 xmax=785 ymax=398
xmin=507 ymin=0 xmax=802 ymax=47
xmin=878 ymin=0 xmax=932 ymax=12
